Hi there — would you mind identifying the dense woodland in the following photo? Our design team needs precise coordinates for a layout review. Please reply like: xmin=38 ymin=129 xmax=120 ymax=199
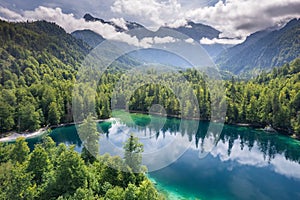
xmin=0 ymin=117 xmax=164 ymax=199
xmin=0 ymin=20 xmax=89 ymax=133
xmin=0 ymin=20 xmax=299 ymax=138
xmin=82 ymin=59 xmax=300 ymax=137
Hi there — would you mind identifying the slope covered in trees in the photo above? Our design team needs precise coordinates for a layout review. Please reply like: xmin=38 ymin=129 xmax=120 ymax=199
xmin=225 ymin=59 xmax=300 ymax=134
xmin=0 ymin=135 xmax=164 ymax=200
xmin=72 ymin=29 xmax=105 ymax=48
xmin=0 ymin=20 xmax=89 ymax=133
xmin=216 ymin=18 xmax=300 ymax=77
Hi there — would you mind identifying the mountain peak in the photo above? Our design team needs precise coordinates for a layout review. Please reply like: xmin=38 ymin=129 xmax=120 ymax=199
xmin=83 ymin=13 xmax=104 ymax=23
xmin=82 ymin=13 xmax=143 ymax=32
xmin=170 ymin=21 xmax=221 ymax=40
xmin=282 ymin=18 xmax=300 ymax=30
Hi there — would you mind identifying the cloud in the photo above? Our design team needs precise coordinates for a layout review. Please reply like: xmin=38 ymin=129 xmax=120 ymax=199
xmin=110 ymin=17 xmax=128 ymax=30
xmin=0 ymin=6 xmax=119 ymax=38
xmin=1 ymin=0 xmax=300 ymax=45
xmin=111 ymin=0 xmax=300 ymax=43
xmin=0 ymin=7 xmax=24 ymax=21
xmin=185 ymin=38 xmax=194 ymax=44
xmin=271 ymin=156 xmax=300 ymax=179
xmin=200 ymin=37 xmax=245 ymax=45
xmin=111 ymin=0 xmax=183 ymax=28
xmin=185 ymin=0 xmax=300 ymax=38
xmin=165 ymin=18 xmax=187 ymax=28
xmin=153 ymin=36 xmax=177 ymax=44
xmin=0 ymin=6 xmax=183 ymax=48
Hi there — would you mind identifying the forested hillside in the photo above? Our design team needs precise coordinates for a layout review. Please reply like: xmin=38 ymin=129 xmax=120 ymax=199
xmin=217 ymin=18 xmax=300 ymax=77
xmin=225 ymin=59 xmax=300 ymax=133
xmin=0 ymin=20 xmax=89 ymax=133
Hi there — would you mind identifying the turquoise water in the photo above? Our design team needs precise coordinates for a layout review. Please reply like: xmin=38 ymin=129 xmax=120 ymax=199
xmin=25 ymin=111 xmax=300 ymax=200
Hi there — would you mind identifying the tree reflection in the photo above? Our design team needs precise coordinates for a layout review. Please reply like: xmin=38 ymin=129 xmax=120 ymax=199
xmin=104 ymin=112 xmax=300 ymax=165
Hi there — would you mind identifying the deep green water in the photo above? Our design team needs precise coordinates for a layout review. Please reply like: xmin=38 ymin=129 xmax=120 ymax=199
xmin=25 ymin=111 xmax=300 ymax=200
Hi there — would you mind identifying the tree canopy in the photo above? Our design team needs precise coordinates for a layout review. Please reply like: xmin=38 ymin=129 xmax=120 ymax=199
xmin=0 ymin=136 xmax=165 ymax=199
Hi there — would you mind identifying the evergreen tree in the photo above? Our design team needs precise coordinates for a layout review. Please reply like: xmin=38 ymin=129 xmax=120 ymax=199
xmin=124 ymin=134 xmax=144 ymax=173
xmin=10 ymin=137 xmax=30 ymax=163
xmin=48 ymin=101 xmax=61 ymax=125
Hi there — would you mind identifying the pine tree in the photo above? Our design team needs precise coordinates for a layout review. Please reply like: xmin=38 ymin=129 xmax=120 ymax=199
xmin=124 ymin=134 xmax=144 ymax=173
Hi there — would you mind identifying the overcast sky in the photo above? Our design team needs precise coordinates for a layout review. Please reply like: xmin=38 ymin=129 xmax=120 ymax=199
xmin=0 ymin=0 xmax=299 ymax=45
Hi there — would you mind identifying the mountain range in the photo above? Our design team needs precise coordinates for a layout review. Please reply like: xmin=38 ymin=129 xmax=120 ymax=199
xmin=71 ymin=14 xmax=300 ymax=78
xmin=72 ymin=14 xmax=229 ymax=58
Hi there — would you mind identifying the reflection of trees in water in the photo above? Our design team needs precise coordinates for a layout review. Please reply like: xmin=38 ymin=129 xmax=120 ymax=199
xmin=103 ymin=115 xmax=300 ymax=165
xmin=52 ymin=126 xmax=83 ymax=147
xmin=218 ymin=126 xmax=300 ymax=164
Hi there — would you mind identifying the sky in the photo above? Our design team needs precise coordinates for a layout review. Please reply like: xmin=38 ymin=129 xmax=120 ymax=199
xmin=0 ymin=0 xmax=299 ymax=45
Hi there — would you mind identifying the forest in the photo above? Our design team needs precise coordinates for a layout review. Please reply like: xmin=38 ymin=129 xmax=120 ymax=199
xmin=93 ymin=60 xmax=300 ymax=136
xmin=0 ymin=20 xmax=299 ymax=138
xmin=0 ymin=117 xmax=164 ymax=199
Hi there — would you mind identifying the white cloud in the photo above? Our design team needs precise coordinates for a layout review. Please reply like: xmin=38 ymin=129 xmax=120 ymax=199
xmin=0 ymin=6 xmax=120 ymax=39
xmin=211 ymin=140 xmax=269 ymax=167
xmin=0 ymin=7 xmax=24 ymax=21
xmin=200 ymin=37 xmax=245 ymax=45
xmin=185 ymin=38 xmax=194 ymax=44
xmin=111 ymin=0 xmax=183 ymax=28
xmin=139 ymin=37 xmax=154 ymax=48
xmin=110 ymin=17 xmax=128 ymax=30
xmin=166 ymin=18 xmax=187 ymax=28
xmin=153 ymin=36 xmax=177 ymax=44
xmin=111 ymin=0 xmax=300 ymax=43
xmin=133 ymin=36 xmax=179 ymax=48
xmin=271 ymin=155 xmax=300 ymax=179
xmin=185 ymin=0 xmax=300 ymax=38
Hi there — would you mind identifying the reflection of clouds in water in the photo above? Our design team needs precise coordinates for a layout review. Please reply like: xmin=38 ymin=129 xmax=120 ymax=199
xmin=142 ymin=133 xmax=191 ymax=171
xmin=100 ymin=118 xmax=300 ymax=177
xmin=203 ymin=132 xmax=217 ymax=151
xmin=104 ymin=119 xmax=180 ymax=152
xmin=187 ymin=129 xmax=221 ymax=159
xmin=211 ymin=140 xmax=268 ymax=167
xmin=271 ymin=156 xmax=300 ymax=179
xmin=210 ymin=138 xmax=300 ymax=179
xmin=99 ymin=118 xmax=193 ymax=171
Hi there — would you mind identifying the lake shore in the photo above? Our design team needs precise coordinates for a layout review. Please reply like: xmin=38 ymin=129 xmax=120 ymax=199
xmin=0 ymin=118 xmax=109 ymax=143
xmin=0 ymin=111 xmax=298 ymax=142
xmin=0 ymin=127 xmax=49 ymax=143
